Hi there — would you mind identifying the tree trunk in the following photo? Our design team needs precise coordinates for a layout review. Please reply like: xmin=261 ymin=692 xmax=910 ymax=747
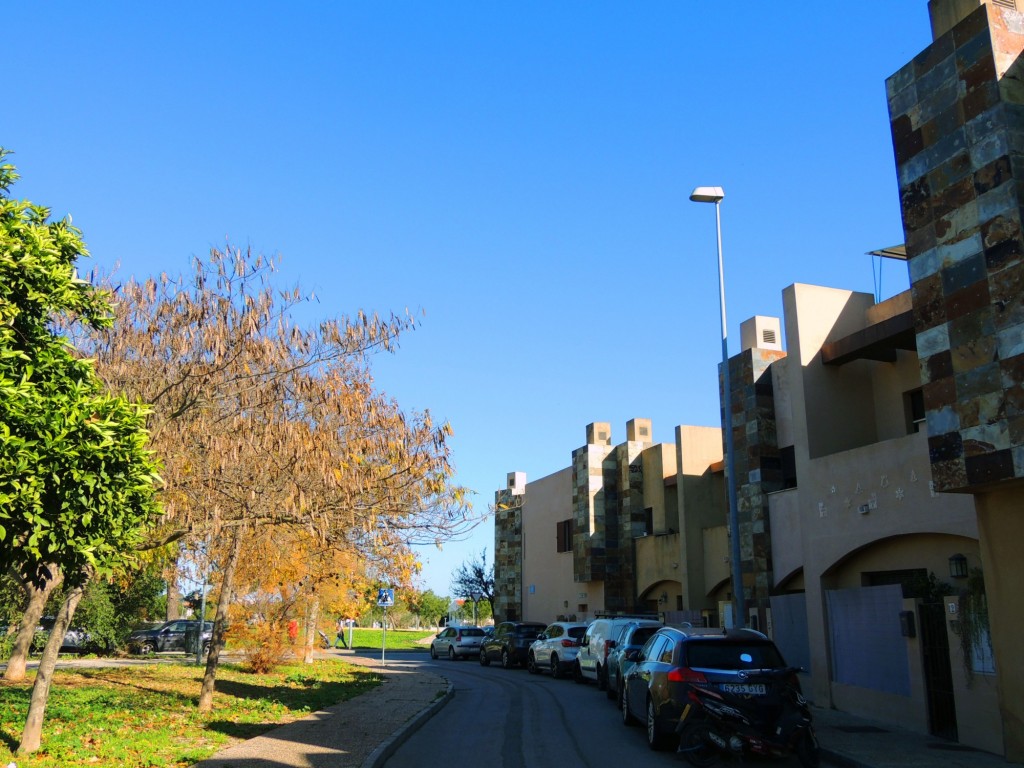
xmin=198 ymin=525 xmax=243 ymax=712
xmin=302 ymin=598 xmax=320 ymax=664
xmin=18 ymin=571 xmax=87 ymax=754
xmin=165 ymin=565 xmax=183 ymax=620
xmin=4 ymin=566 xmax=63 ymax=683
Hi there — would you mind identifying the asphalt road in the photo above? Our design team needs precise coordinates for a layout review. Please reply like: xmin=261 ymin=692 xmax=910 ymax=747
xmin=376 ymin=651 xmax=808 ymax=768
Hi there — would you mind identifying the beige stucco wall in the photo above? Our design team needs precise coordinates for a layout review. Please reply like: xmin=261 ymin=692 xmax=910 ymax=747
xmin=767 ymin=488 xmax=801 ymax=585
xmin=642 ymin=443 xmax=677 ymax=533
xmin=976 ymin=487 xmax=1024 ymax=762
xmin=635 ymin=533 xmax=681 ymax=600
xmin=520 ymin=466 xmax=575 ymax=624
xmin=944 ymin=596 xmax=1004 ymax=755
xmin=676 ymin=425 xmax=725 ymax=611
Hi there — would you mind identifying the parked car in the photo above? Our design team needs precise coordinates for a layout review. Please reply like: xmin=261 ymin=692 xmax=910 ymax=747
xmin=430 ymin=625 xmax=485 ymax=660
xmin=28 ymin=617 xmax=107 ymax=655
xmin=605 ymin=620 xmax=664 ymax=700
xmin=527 ymin=621 xmax=588 ymax=678
xmin=479 ymin=621 xmax=546 ymax=669
xmin=127 ymin=619 xmax=213 ymax=654
xmin=621 ymin=626 xmax=789 ymax=751
xmin=575 ymin=614 xmax=661 ymax=690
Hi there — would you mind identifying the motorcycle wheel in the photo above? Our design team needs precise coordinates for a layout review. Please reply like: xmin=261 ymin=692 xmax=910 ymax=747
xmin=795 ymin=729 xmax=821 ymax=768
xmin=676 ymin=721 xmax=718 ymax=767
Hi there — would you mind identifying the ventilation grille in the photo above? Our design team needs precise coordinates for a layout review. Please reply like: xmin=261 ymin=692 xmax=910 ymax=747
xmin=762 ymin=329 xmax=777 ymax=345
xmin=993 ymin=0 xmax=1017 ymax=9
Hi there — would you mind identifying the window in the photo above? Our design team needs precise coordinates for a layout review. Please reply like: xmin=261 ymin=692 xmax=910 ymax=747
xmin=644 ymin=507 xmax=654 ymax=536
xmin=780 ymin=445 xmax=797 ymax=489
xmin=556 ymin=519 xmax=573 ymax=552
xmin=905 ymin=388 xmax=926 ymax=434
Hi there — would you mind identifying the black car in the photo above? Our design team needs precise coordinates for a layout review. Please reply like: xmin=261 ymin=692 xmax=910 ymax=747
xmin=621 ymin=627 xmax=789 ymax=750
xmin=479 ymin=621 xmax=546 ymax=669
xmin=127 ymin=619 xmax=213 ymax=654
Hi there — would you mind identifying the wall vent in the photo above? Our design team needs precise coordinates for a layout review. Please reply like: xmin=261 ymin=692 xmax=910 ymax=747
xmin=992 ymin=0 xmax=1017 ymax=9
xmin=762 ymin=329 xmax=777 ymax=345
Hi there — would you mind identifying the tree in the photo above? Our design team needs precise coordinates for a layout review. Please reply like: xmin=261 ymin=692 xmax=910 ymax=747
xmin=0 ymin=149 xmax=161 ymax=752
xmin=409 ymin=589 xmax=449 ymax=628
xmin=451 ymin=549 xmax=495 ymax=617
xmin=76 ymin=246 xmax=484 ymax=709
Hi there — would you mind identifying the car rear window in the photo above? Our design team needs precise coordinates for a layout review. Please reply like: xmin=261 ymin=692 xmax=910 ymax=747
xmin=686 ymin=640 xmax=785 ymax=670
xmin=631 ymin=627 xmax=659 ymax=646
xmin=460 ymin=628 xmax=485 ymax=636
xmin=567 ymin=627 xmax=587 ymax=640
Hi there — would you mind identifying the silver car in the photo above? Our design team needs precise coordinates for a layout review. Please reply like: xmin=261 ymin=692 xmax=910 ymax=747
xmin=527 ymin=621 xmax=589 ymax=678
xmin=430 ymin=626 xmax=485 ymax=660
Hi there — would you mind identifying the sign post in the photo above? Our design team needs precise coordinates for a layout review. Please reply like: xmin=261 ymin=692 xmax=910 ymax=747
xmin=376 ymin=588 xmax=395 ymax=666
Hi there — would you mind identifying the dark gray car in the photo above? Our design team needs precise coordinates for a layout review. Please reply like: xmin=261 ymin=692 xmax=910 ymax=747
xmin=479 ymin=621 xmax=546 ymax=669
xmin=127 ymin=619 xmax=213 ymax=654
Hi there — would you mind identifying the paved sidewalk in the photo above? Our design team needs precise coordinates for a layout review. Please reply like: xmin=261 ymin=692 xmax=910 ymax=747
xmin=192 ymin=653 xmax=449 ymax=768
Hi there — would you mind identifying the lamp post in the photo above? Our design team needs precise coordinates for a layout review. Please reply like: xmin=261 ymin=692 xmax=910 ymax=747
xmin=689 ymin=186 xmax=745 ymax=629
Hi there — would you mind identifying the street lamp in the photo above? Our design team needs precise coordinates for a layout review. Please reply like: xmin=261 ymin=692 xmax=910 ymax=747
xmin=689 ymin=185 xmax=745 ymax=629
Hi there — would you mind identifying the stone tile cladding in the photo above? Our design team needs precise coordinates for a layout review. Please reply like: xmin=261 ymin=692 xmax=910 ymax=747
xmin=604 ymin=441 xmax=649 ymax=612
xmin=493 ymin=487 xmax=523 ymax=622
xmin=724 ymin=348 xmax=786 ymax=607
xmin=887 ymin=5 xmax=1024 ymax=492
xmin=571 ymin=442 xmax=615 ymax=584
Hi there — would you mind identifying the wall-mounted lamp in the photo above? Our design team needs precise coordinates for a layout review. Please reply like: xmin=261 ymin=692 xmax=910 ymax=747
xmin=949 ymin=553 xmax=968 ymax=579
xmin=658 ymin=592 xmax=668 ymax=604
xmin=671 ymin=562 xmax=679 ymax=569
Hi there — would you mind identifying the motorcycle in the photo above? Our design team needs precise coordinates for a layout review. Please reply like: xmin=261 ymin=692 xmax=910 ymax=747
xmin=675 ymin=666 xmax=820 ymax=767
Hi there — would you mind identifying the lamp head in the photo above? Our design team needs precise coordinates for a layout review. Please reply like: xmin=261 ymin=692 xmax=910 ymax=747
xmin=690 ymin=186 xmax=725 ymax=203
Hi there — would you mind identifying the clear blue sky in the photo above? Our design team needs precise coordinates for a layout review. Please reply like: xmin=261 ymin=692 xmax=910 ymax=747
xmin=8 ymin=2 xmax=931 ymax=596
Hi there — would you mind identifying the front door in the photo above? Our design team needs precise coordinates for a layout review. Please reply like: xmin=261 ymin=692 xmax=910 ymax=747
xmin=919 ymin=601 xmax=957 ymax=741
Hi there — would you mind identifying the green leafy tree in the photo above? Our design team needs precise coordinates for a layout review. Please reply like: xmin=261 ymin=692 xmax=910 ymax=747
xmin=410 ymin=589 xmax=449 ymax=628
xmin=0 ymin=149 xmax=161 ymax=753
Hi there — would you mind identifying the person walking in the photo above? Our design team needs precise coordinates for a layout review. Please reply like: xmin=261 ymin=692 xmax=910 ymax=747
xmin=335 ymin=617 xmax=349 ymax=649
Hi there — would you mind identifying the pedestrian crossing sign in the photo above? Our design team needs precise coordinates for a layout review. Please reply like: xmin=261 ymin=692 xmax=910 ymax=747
xmin=376 ymin=588 xmax=395 ymax=607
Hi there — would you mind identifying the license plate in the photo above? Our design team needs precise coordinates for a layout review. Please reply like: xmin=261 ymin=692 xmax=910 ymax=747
xmin=721 ymin=683 xmax=767 ymax=695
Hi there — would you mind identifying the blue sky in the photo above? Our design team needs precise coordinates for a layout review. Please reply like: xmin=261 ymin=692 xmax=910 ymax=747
xmin=8 ymin=2 xmax=932 ymax=596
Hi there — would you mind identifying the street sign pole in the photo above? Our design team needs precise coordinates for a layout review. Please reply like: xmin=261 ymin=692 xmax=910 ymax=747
xmin=381 ymin=606 xmax=387 ymax=667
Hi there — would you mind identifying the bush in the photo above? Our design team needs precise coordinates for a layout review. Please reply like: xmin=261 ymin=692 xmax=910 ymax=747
xmin=234 ymin=620 xmax=289 ymax=674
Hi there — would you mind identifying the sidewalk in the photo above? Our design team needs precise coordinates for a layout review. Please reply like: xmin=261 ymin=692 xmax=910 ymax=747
xmin=813 ymin=705 xmax=1018 ymax=768
xmin=191 ymin=652 xmax=449 ymax=768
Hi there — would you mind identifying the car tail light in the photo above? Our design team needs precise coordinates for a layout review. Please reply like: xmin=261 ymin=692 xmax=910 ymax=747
xmin=667 ymin=666 xmax=708 ymax=685
xmin=560 ymin=639 xmax=576 ymax=648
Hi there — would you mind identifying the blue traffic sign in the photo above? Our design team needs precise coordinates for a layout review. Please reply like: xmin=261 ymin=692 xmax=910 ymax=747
xmin=376 ymin=588 xmax=395 ymax=607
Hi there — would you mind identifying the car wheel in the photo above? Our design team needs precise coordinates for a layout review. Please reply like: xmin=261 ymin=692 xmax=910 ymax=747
xmin=501 ymin=649 xmax=512 ymax=669
xmin=597 ymin=663 xmax=607 ymax=691
xmin=795 ymin=728 xmax=821 ymax=768
xmin=550 ymin=655 xmax=561 ymax=679
xmin=139 ymin=641 xmax=155 ymax=655
xmin=202 ymin=641 xmax=211 ymax=656
xmin=677 ymin=721 xmax=717 ymax=767
xmin=646 ymin=696 xmax=671 ymax=751
xmin=480 ymin=648 xmax=490 ymax=666
xmin=448 ymin=645 xmax=457 ymax=661
xmin=527 ymin=653 xmax=538 ymax=674
xmin=621 ymin=684 xmax=637 ymax=725
xmin=573 ymin=661 xmax=585 ymax=684
xmin=430 ymin=644 xmax=438 ymax=659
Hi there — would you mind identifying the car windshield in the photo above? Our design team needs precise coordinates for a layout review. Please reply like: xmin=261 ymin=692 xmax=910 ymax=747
xmin=686 ymin=640 xmax=785 ymax=670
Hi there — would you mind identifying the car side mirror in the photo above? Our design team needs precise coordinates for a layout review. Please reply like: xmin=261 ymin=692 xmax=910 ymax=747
xmin=625 ymin=649 xmax=639 ymax=661
xmin=537 ymin=634 xmax=547 ymax=641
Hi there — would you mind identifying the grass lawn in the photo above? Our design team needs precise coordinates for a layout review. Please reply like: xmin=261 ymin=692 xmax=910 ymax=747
xmin=0 ymin=659 xmax=382 ymax=768
xmin=345 ymin=627 xmax=435 ymax=650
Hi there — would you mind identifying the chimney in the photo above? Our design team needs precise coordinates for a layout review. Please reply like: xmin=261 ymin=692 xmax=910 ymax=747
xmin=927 ymin=0 xmax=1016 ymax=39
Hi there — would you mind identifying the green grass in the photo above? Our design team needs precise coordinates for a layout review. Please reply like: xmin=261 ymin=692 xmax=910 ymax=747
xmin=0 ymin=659 xmax=382 ymax=768
xmin=347 ymin=627 xmax=434 ymax=650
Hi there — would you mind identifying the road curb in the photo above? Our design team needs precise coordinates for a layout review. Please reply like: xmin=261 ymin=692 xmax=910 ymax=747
xmin=361 ymin=680 xmax=455 ymax=768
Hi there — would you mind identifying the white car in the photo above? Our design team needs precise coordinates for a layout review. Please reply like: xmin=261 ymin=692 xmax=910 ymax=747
xmin=430 ymin=626 xmax=485 ymax=660
xmin=527 ymin=621 xmax=588 ymax=678
xmin=575 ymin=615 xmax=662 ymax=690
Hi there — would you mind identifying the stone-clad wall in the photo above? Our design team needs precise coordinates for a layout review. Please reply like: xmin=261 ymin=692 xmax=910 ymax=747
xmin=571 ymin=441 xmax=615 ymax=583
xmin=725 ymin=348 xmax=786 ymax=614
xmin=493 ymin=487 xmax=523 ymax=622
xmin=887 ymin=4 xmax=1024 ymax=492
